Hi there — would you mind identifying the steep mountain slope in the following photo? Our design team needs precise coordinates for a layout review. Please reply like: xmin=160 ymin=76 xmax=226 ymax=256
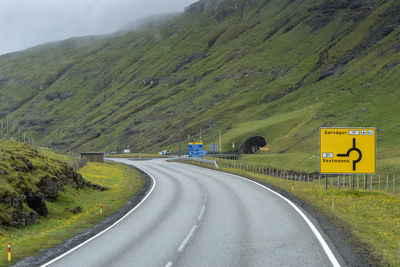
xmin=0 ymin=0 xmax=399 ymax=156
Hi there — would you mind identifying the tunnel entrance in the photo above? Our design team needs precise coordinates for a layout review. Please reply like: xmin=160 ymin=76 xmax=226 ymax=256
xmin=239 ymin=136 xmax=267 ymax=154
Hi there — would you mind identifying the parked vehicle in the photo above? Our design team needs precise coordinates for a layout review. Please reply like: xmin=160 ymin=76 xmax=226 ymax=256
xmin=159 ymin=150 xmax=170 ymax=155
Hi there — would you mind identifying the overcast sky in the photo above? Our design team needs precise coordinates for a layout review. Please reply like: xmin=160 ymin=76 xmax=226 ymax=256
xmin=0 ymin=0 xmax=197 ymax=55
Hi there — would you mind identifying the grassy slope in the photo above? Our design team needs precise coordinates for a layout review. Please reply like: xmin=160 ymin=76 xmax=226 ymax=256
xmin=0 ymin=0 xmax=398 ymax=162
xmin=0 ymin=159 xmax=143 ymax=266
xmin=0 ymin=140 xmax=73 ymax=198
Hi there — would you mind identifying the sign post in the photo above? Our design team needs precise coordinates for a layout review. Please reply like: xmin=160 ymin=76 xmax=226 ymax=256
xmin=320 ymin=127 xmax=376 ymax=189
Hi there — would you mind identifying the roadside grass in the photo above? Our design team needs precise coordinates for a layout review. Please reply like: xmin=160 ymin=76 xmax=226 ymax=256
xmin=0 ymin=161 xmax=143 ymax=266
xmin=211 ymin=152 xmax=400 ymax=178
xmin=218 ymin=166 xmax=400 ymax=266
xmin=238 ymin=153 xmax=319 ymax=173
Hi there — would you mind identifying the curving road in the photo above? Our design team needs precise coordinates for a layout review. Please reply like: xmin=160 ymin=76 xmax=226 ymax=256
xmin=44 ymin=158 xmax=343 ymax=267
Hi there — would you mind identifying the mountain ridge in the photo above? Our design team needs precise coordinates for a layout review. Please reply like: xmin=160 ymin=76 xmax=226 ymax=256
xmin=0 ymin=0 xmax=398 ymax=155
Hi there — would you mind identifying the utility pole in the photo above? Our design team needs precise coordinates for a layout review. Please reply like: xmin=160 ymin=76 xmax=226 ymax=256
xmin=108 ymin=116 xmax=114 ymax=155
xmin=213 ymin=124 xmax=216 ymax=151
xmin=178 ymin=111 xmax=182 ymax=158
xmin=219 ymin=129 xmax=222 ymax=153
xmin=74 ymin=120 xmax=77 ymax=144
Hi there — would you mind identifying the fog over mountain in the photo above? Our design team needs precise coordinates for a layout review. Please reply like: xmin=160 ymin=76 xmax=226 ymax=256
xmin=0 ymin=0 xmax=196 ymax=55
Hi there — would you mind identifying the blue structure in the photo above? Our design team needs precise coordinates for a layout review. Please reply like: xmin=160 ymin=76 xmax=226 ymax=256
xmin=188 ymin=142 xmax=204 ymax=158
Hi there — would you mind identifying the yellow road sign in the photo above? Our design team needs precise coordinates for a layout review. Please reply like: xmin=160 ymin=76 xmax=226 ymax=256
xmin=320 ymin=127 xmax=376 ymax=174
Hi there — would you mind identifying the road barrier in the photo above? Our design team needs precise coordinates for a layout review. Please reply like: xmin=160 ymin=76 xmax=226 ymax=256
xmin=178 ymin=158 xmax=219 ymax=169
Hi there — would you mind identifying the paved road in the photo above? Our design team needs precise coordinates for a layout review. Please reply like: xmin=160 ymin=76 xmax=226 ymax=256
xmin=46 ymin=159 xmax=342 ymax=267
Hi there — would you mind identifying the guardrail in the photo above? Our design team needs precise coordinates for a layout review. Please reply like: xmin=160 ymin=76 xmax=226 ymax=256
xmin=178 ymin=157 xmax=219 ymax=169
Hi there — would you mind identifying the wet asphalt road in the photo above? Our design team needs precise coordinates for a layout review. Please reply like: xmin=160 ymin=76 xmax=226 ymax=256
xmin=47 ymin=158 xmax=341 ymax=267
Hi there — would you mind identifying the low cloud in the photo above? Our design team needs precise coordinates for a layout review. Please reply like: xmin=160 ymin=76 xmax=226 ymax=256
xmin=0 ymin=0 xmax=197 ymax=55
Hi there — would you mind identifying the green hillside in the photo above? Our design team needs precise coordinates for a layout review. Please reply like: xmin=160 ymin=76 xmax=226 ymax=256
xmin=0 ymin=0 xmax=399 ymax=157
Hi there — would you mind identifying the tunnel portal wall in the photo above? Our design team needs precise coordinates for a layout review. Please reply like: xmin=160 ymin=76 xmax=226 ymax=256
xmin=239 ymin=136 xmax=267 ymax=154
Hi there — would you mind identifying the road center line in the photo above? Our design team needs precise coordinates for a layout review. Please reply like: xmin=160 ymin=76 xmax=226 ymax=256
xmin=197 ymin=205 xmax=205 ymax=221
xmin=203 ymin=193 xmax=207 ymax=204
xmin=165 ymin=261 xmax=173 ymax=267
xmin=178 ymin=224 xmax=198 ymax=252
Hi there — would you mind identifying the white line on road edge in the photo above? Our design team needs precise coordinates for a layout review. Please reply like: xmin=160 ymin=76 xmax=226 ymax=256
xmin=182 ymin=163 xmax=341 ymax=267
xmin=165 ymin=261 xmax=173 ymax=267
xmin=178 ymin=224 xmax=198 ymax=252
xmin=197 ymin=205 xmax=205 ymax=221
xmin=41 ymin=161 xmax=156 ymax=267
xmin=224 ymin=172 xmax=341 ymax=267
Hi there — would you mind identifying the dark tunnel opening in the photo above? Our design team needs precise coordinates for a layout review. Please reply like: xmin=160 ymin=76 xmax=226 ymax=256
xmin=239 ymin=136 xmax=267 ymax=154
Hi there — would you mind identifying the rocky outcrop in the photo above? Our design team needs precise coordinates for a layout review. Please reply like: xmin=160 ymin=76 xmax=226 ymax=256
xmin=10 ymin=156 xmax=36 ymax=172
xmin=66 ymin=206 xmax=82 ymax=214
xmin=25 ymin=192 xmax=48 ymax=217
xmin=0 ymin=155 xmax=107 ymax=227
xmin=0 ymin=194 xmax=39 ymax=227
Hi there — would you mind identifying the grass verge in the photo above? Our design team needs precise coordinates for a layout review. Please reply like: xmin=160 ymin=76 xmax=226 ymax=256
xmin=208 ymin=152 xmax=400 ymax=179
xmin=0 ymin=161 xmax=143 ymax=266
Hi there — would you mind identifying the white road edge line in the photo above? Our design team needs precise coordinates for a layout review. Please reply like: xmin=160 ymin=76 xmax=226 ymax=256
xmin=183 ymin=163 xmax=341 ymax=267
xmin=165 ymin=261 xmax=173 ymax=267
xmin=178 ymin=224 xmax=198 ymax=252
xmin=197 ymin=205 xmax=205 ymax=221
xmin=244 ymin=177 xmax=341 ymax=267
xmin=41 ymin=161 xmax=156 ymax=267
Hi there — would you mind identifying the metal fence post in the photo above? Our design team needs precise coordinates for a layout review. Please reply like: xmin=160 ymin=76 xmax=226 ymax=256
xmin=357 ymin=175 xmax=359 ymax=190
xmin=386 ymin=174 xmax=389 ymax=192
xmin=394 ymin=176 xmax=396 ymax=193
xmin=325 ymin=175 xmax=328 ymax=190
xmin=378 ymin=175 xmax=381 ymax=190
xmin=369 ymin=175 xmax=372 ymax=191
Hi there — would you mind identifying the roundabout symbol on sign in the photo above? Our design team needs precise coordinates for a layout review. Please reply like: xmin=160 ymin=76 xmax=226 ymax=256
xmin=337 ymin=138 xmax=362 ymax=171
